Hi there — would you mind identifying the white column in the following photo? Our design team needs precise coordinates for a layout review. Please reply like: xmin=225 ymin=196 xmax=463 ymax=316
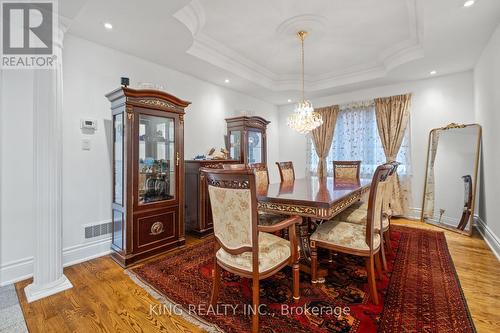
xmin=24 ymin=26 xmax=72 ymax=303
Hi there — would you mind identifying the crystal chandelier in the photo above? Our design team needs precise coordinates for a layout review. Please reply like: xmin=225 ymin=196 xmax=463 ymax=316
xmin=287 ymin=31 xmax=323 ymax=134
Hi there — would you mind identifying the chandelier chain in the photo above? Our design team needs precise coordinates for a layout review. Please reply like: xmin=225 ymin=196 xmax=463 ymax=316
xmin=301 ymin=33 xmax=305 ymax=101
xmin=287 ymin=30 xmax=323 ymax=134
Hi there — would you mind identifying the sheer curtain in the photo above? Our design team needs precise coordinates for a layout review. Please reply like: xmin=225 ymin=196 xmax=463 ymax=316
xmin=308 ymin=103 xmax=411 ymax=180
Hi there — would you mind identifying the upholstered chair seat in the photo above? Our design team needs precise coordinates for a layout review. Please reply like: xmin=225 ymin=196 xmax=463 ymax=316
xmin=216 ymin=232 xmax=291 ymax=273
xmin=311 ymin=220 xmax=381 ymax=252
xmin=333 ymin=203 xmax=389 ymax=231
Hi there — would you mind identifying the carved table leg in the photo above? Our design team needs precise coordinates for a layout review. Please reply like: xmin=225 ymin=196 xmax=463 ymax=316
xmin=298 ymin=219 xmax=312 ymax=264
xmin=297 ymin=217 xmax=327 ymax=283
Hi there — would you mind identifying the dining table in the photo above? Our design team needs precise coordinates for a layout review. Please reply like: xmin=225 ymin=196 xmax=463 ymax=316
xmin=257 ymin=176 xmax=371 ymax=281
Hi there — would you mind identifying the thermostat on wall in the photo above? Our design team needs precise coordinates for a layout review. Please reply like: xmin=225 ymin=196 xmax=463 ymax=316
xmin=80 ymin=119 xmax=97 ymax=130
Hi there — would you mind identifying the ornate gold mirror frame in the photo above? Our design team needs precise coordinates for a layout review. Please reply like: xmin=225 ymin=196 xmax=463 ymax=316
xmin=420 ymin=123 xmax=482 ymax=236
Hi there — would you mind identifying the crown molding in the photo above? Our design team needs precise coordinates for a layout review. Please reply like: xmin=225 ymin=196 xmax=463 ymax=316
xmin=174 ymin=0 xmax=425 ymax=92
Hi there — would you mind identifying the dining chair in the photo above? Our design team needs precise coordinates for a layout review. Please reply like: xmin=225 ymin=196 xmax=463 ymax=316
xmin=202 ymin=167 xmax=301 ymax=333
xmin=248 ymin=163 xmax=270 ymax=188
xmin=333 ymin=160 xmax=361 ymax=185
xmin=275 ymin=161 xmax=295 ymax=182
xmin=249 ymin=163 xmax=287 ymax=227
xmin=332 ymin=162 xmax=399 ymax=263
xmin=310 ymin=163 xmax=393 ymax=305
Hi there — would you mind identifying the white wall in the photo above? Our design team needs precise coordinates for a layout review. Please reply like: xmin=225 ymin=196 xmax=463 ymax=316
xmin=474 ymin=22 xmax=500 ymax=252
xmin=278 ymin=71 xmax=476 ymax=214
xmin=0 ymin=70 xmax=36 ymax=284
xmin=0 ymin=34 xmax=280 ymax=285
xmin=61 ymin=35 xmax=280 ymax=248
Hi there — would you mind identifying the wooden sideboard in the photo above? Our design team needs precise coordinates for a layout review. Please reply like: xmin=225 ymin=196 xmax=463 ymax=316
xmin=185 ymin=160 xmax=239 ymax=237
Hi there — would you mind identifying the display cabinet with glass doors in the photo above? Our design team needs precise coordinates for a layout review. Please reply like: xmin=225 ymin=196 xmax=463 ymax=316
xmin=106 ymin=87 xmax=190 ymax=267
xmin=225 ymin=116 xmax=270 ymax=165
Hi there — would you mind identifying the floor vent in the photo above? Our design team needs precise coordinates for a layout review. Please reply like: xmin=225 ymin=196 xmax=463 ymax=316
xmin=85 ymin=221 xmax=112 ymax=239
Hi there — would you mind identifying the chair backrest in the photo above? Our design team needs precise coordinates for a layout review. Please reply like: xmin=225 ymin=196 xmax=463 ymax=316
xmin=365 ymin=163 xmax=393 ymax=251
xmin=333 ymin=160 xmax=361 ymax=185
xmin=276 ymin=161 xmax=295 ymax=182
xmin=249 ymin=163 xmax=269 ymax=188
xmin=201 ymin=168 xmax=259 ymax=260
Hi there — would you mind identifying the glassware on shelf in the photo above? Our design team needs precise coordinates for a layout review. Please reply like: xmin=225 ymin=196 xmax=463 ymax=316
xmin=138 ymin=114 xmax=175 ymax=204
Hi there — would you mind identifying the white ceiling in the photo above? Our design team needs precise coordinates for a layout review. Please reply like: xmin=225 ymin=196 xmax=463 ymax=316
xmin=62 ymin=0 xmax=500 ymax=104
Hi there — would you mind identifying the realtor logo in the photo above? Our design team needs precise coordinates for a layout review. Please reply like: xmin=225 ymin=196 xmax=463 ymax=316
xmin=1 ymin=0 xmax=58 ymax=69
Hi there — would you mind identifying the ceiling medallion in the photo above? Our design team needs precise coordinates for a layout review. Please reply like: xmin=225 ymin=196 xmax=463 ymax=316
xmin=287 ymin=31 xmax=323 ymax=134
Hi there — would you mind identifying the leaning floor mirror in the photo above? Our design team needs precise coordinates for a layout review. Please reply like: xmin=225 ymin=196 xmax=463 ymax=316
xmin=421 ymin=123 xmax=482 ymax=236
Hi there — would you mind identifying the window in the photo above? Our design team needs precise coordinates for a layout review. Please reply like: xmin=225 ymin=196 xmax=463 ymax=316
xmin=308 ymin=104 xmax=410 ymax=178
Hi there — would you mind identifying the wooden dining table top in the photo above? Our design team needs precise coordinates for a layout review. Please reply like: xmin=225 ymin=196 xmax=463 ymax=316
xmin=256 ymin=177 xmax=371 ymax=220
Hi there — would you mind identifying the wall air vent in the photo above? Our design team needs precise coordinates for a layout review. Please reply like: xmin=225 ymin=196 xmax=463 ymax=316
xmin=84 ymin=221 xmax=112 ymax=239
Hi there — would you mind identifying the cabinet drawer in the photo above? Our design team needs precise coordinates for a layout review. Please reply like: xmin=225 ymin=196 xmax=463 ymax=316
xmin=135 ymin=208 xmax=177 ymax=249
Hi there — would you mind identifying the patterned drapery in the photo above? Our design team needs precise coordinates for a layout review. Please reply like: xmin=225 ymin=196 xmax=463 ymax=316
xmin=311 ymin=105 xmax=340 ymax=178
xmin=423 ymin=131 xmax=440 ymax=219
xmin=374 ymin=93 xmax=412 ymax=216
xmin=308 ymin=104 xmax=411 ymax=180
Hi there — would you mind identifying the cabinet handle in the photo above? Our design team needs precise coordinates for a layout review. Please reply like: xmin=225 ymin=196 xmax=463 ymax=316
xmin=150 ymin=222 xmax=164 ymax=235
xmin=176 ymin=152 xmax=180 ymax=166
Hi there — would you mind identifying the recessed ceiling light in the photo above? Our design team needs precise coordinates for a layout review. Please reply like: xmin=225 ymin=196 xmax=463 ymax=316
xmin=463 ymin=0 xmax=475 ymax=7
xmin=430 ymin=70 xmax=437 ymax=75
xmin=287 ymin=99 xmax=292 ymax=103
xmin=224 ymin=79 xmax=230 ymax=83
xmin=104 ymin=22 xmax=113 ymax=30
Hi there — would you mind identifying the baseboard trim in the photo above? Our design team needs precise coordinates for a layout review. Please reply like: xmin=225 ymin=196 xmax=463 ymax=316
xmin=475 ymin=217 xmax=500 ymax=262
xmin=0 ymin=237 xmax=112 ymax=286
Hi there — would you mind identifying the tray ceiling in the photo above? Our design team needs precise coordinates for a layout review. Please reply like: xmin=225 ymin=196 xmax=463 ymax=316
xmin=63 ymin=0 xmax=500 ymax=104
xmin=175 ymin=0 xmax=424 ymax=91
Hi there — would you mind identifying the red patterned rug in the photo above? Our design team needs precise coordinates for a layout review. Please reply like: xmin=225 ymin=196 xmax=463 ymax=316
xmin=130 ymin=226 xmax=475 ymax=333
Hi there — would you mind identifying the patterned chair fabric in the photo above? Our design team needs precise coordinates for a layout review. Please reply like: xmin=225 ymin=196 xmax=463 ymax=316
xmin=249 ymin=163 xmax=270 ymax=188
xmin=281 ymin=169 xmax=294 ymax=182
xmin=276 ymin=162 xmax=295 ymax=183
xmin=255 ymin=170 xmax=269 ymax=188
xmin=310 ymin=221 xmax=381 ymax=251
xmin=249 ymin=163 xmax=288 ymax=226
xmin=333 ymin=162 xmax=399 ymax=229
xmin=333 ymin=161 xmax=361 ymax=184
xmin=216 ymin=232 xmax=291 ymax=273
xmin=208 ymin=186 xmax=254 ymax=249
xmin=333 ymin=202 xmax=389 ymax=231
xmin=332 ymin=171 xmax=387 ymax=230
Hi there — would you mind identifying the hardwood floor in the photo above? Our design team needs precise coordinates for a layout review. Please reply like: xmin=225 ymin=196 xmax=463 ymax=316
xmin=15 ymin=219 xmax=500 ymax=332
xmin=392 ymin=219 xmax=500 ymax=332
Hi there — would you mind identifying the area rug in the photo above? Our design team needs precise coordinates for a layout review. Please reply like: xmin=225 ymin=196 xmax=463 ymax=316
xmin=129 ymin=226 xmax=475 ymax=333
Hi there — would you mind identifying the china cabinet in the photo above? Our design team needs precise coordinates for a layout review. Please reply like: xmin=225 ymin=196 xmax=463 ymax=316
xmin=225 ymin=116 xmax=270 ymax=164
xmin=106 ymin=87 xmax=190 ymax=267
